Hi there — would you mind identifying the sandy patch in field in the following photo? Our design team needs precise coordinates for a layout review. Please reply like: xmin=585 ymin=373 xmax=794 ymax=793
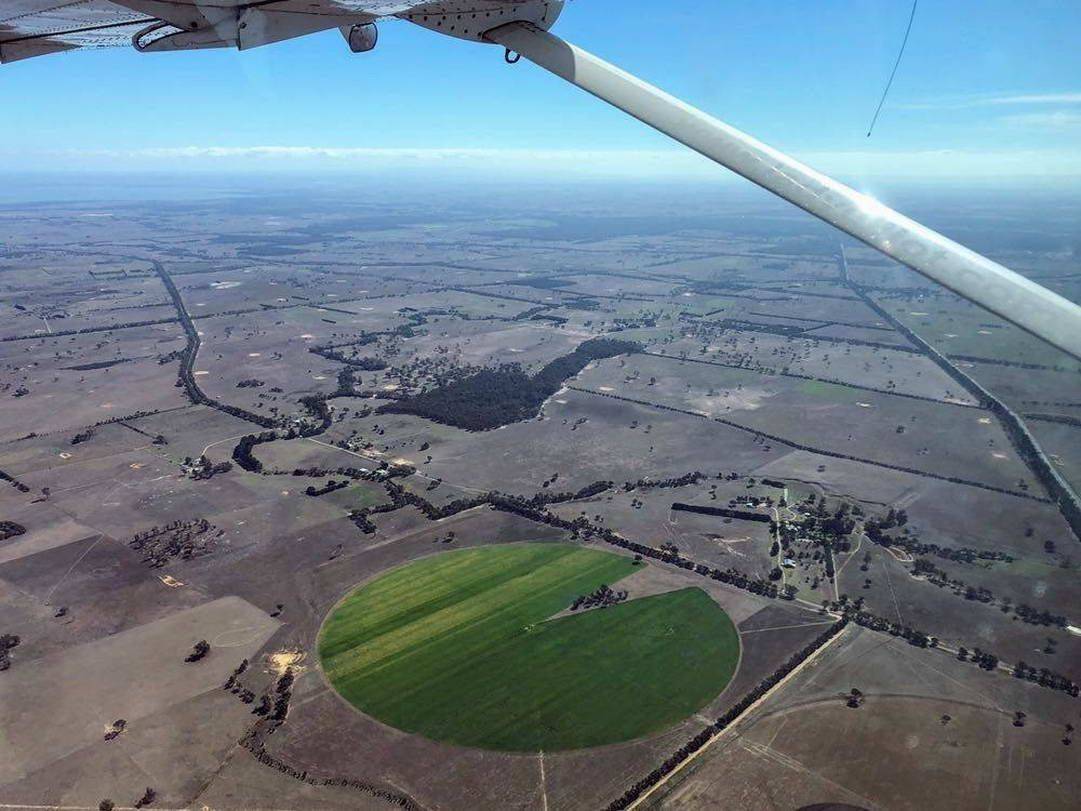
xmin=978 ymin=417 xmax=992 ymax=424
xmin=194 ymin=370 xmax=209 ymax=376
xmin=211 ymin=281 xmax=241 ymax=290
xmin=691 ymin=386 xmax=774 ymax=415
xmin=267 ymin=649 xmax=306 ymax=676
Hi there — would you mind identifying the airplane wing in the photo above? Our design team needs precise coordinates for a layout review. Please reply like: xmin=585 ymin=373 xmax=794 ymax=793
xmin=487 ymin=21 xmax=1081 ymax=360
xmin=0 ymin=1 xmax=558 ymax=62
xmin=0 ymin=0 xmax=149 ymax=63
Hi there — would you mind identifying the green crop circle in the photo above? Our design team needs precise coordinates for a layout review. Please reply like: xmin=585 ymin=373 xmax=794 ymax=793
xmin=319 ymin=543 xmax=739 ymax=751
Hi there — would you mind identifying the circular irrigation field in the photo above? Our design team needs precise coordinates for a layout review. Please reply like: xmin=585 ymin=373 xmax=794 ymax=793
xmin=318 ymin=543 xmax=740 ymax=752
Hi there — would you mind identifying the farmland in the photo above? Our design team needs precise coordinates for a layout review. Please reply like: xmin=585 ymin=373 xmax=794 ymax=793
xmin=320 ymin=544 xmax=739 ymax=751
xmin=0 ymin=179 xmax=1078 ymax=810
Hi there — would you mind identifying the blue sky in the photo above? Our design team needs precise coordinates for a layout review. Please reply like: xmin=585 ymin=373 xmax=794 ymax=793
xmin=3 ymin=0 xmax=1080 ymax=182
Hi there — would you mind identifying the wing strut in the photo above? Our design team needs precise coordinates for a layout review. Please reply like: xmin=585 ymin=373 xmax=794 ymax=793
xmin=485 ymin=22 xmax=1081 ymax=360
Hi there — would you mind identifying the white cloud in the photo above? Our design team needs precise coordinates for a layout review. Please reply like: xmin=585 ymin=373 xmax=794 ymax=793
xmin=898 ymin=92 xmax=1081 ymax=110
xmin=802 ymin=148 xmax=1081 ymax=179
xmin=21 ymin=145 xmax=726 ymax=179
xmin=998 ymin=110 xmax=1081 ymax=131
xmin=984 ymin=93 xmax=1081 ymax=106
xmin=5 ymin=144 xmax=1081 ymax=182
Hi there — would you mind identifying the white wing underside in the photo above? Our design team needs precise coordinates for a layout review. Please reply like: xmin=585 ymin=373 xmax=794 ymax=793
xmin=0 ymin=1 xmax=556 ymax=62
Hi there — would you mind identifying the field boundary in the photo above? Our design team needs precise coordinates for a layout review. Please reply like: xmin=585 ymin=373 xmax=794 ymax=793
xmin=623 ymin=620 xmax=851 ymax=809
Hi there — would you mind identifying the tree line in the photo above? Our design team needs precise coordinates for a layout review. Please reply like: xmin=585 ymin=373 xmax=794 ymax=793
xmin=605 ymin=618 xmax=848 ymax=810
xmin=0 ymin=468 xmax=31 ymax=493
xmin=0 ymin=521 xmax=26 ymax=541
xmin=576 ymin=386 xmax=1049 ymax=503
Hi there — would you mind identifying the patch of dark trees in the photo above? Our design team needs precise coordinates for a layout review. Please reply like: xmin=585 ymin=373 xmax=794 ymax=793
xmin=908 ymin=555 xmax=1068 ymax=627
xmin=570 ymin=480 xmax=613 ymax=500
xmin=349 ymin=476 xmax=484 ymax=534
xmin=947 ymin=354 xmax=1079 ymax=374
xmin=297 ymin=395 xmax=332 ymax=436
xmin=1012 ymin=603 xmax=1069 ymax=628
xmin=235 ymin=668 xmax=297 ymax=753
xmin=70 ymin=427 xmax=96 ymax=445
xmin=672 ymin=502 xmax=773 ymax=525
xmin=605 ymin=619 xmax=848 ymax=810
xmin=833 ymin=603 xmax=1081 ymax=699
xmin=1024 ymin=412 xmax=1081 ymax=428
xmin=833 ymin=601 xmax=937 ymax=649
xmin=222 ymin=658 xmax=249 ymax=692
xmin=232 ymin=432 xmax=277 ymax=473
xmin=189 ymin=456 xmax=232 ymax=480
xmin=626 ymin=472 xmax=706 ymax=491
xmin=335 ymin=366 xmax=358 ymax=396
xmin=0 ymin=633 xmax=20 ymax=671
xmin=310 ymin=345 xmax=388 ymax=370
xmin=530 ymin=313 xmax=568 ymax=325
xmin=305 ymin=480 xmax=348 ymax=497
xmin=867 ymin=525 xmax=1011 ymax=565
xmin=103 ymin=718 xmax=126 ymax=741
xmin=236 ymin=378 xmax=265 ymax=388
xmin=571 ymin=584 xmax=628 ymax=611
xmin=379 ymin=338 xmax=643 ymax=431
xmin=704 ymin=321 xmax=914 ymax=354
xmin=129 ymin=518 xmax=219 ymax=567
xmin=514 ymin=277 xmax=575 ymax=290
xmin=0 ymin=521 xmax=27 ymax=541
xmin=1012 ymin=660 xmax=1081 ymax=696
xmin=185 ymin=639 xmax=210 ymax=663
xmin=61 ymin=358 xmax=134 ymax=371
xmin=0 ymin=468 xmax=30 ymax=493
